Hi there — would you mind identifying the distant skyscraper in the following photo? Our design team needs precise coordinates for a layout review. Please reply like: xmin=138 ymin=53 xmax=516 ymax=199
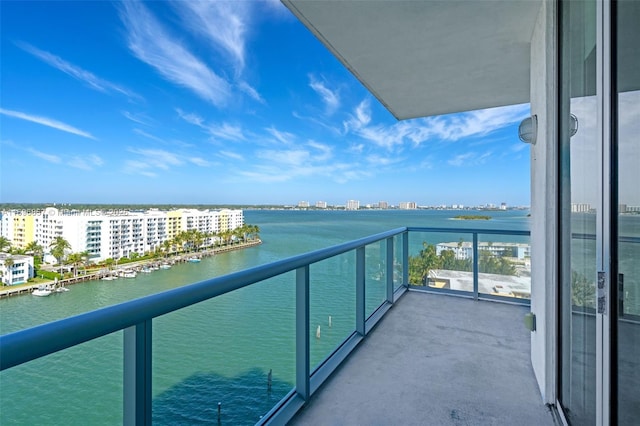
xmin=346 ymin=200 xmax=360 ymax=210
xmin=315 ymin=201 xmax=328 ymax=209
xmin=378 ymin=201 xmax=388 ymax=209
xmin=399 ymin=202 xmax=417 ymax=210
xmin=298 ymin=201 xmax=310 ymax=208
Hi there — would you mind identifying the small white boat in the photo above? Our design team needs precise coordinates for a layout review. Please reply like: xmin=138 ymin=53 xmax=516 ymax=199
xmin=121 ymin=270 xmax=137 ymax=278
xmin=159 ymin=263 xmax=171 ymax=270
xmin=102 ymin=275 xmax=118 ymax=281
xmin=140 ymin=267 xmax=152 ymax=273
xmin=187 ymin=257 xmax=201 ymax=263
xmin=32 ymin=285 xmax=52 ymax=297
xmin=55 ymin=286 xmax=69 ymax=292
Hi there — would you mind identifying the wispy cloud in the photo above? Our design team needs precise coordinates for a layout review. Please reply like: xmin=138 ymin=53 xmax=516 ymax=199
xmin=68 ymin=154 xmax=104 ymax=170
xmin=133 ymin=128 xmax=165 ymax=144
xmin=122 ymin=111 xmax=154 ymax=126
xmin=177 ymin=108 xmax=246 ymax=141
xmin=119 ymin=0 xmax=231 ymax=107
xmin=173 ymin=1 xmax=249 ymax=74
xmin=345 ymin=100 xmax=528 ymax=150
xmin=0 ymin=108 xmax=96 ymax=140
xmin=124 ymin=147 xmax=210 ymax=177
xmin=309 ymin=75 xmax=340 ymax=115
xmin=238 ymin=81 xmax=265 ymax=104
xmin=219 ymin=151 xmax=244 ymax=161
xmin=266 ymin=126 xmax=296 ymax=145
xmin=17 ymin=42 xmax=142 ymax=101
xmin=27 ymin=148 xmax=61 ymax=164
xmin=448 ymin=151 xmax=493 ymax=167
xmin=26 ymin=147 xmax=103 ymax=170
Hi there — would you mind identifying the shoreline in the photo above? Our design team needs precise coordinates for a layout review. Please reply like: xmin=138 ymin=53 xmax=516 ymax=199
xmin=0 ymin=240 xmax=262 ymax=299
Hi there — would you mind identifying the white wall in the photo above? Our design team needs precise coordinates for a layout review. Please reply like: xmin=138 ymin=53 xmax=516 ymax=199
xmin=529 ymin=0 xmax=557 ymax=404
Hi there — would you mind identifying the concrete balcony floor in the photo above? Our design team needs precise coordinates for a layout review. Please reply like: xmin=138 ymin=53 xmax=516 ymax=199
xmin=290 ymin=291 xmax=556 ymax=426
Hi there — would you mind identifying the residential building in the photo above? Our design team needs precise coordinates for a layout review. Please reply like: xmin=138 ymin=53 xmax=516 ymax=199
xmin=346 ymin=200 xmax=360 ymax=210
xmin=378 ymin=201 xmax=388 ymax=209
xmin=315 ymin=201 xmax=327 ymax=209
xmin=297 ymin=201 xmax=310 ymax=208
xmin=0 ymin=208 xmax=244 ymax=262
xmin=399 ymin=202 xmax=417 ymax=210
xmin=0 ymin=253 xmax=34 ymax=286
xmin=436 ymin=241 xmax=531 ymax=261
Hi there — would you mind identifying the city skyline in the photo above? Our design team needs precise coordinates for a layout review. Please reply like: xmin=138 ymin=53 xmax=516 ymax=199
xmin=1 ymin=1 xmax=531 ymax=206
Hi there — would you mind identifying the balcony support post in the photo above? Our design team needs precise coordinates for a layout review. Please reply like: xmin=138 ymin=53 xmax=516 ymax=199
xmin=402 ymin=231 xmax=409 ymax=288
xmin=123 ymin=320 xmax=152 ymax=426
xmin=386 ymin=237 xmax=394 ymax=303
xmin=296 ymin=266 xmax=310 ymax=400
xmin=356 ymin=247 xmax=366 ymax=336
xmin=472 ymin=233 xmax=479 ymax=300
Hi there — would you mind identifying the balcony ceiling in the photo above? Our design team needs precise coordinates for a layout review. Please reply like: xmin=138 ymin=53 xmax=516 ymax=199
xmin=282 ymin=0 xmax=541 ymax=120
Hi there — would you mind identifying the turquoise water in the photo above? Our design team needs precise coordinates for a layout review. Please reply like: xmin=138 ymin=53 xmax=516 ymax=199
xmin=0 ymin=210 xmax=530 ymax=425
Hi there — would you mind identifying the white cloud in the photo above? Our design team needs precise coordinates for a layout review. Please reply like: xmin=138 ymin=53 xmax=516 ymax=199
xmin=68 ymin=154 xmax=103 ymax=170
xmin=173 ymin=1 xmax=249 ymax=73
xmin=176 ymin=108 xmax=205 ymax=127
xmin=448 ymin=151 xmax=493 ymax=167
xmin=309 ymin=75 xmax=340 ymax=115
xmin=127 ymin=148 xmax=184 ymax=170
xmin=237 ymin=81 xmax=265 ymax=104
xmin=188 ymin=157 xmax=211 ymax=167
xmin=122 ymin=111 xmax=154 ymax=126
xmin=266 ymin=126 xmax=296 ymax=145
xmin=133 ymin=128 xmax=165 ymax=143
xmin=1 ymin=108 xmax=96 ymax=140
xmin=119 ymin=0 xmax=231 ymax=107
xmin=124 ymin=160 xmax=157 ymax=178
xmin=345 ymin=100 xmax=529 ymax=150
xmin=207 ymin=123 xmax=246 ymax=141
xmin=219 ymin=151 xmax=244 ymax=161
xmin=27 ymin=148 xmax=61 ymax=164
xmin=17 ymin=42 xmax=141 ymax=101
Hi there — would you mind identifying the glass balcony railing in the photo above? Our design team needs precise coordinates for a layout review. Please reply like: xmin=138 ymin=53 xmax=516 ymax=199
xmin=0 ymin=227 xmax=529 ymax=425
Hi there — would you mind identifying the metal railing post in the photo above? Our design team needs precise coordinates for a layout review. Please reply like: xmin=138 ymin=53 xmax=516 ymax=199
xmin=386 ymin=237 xmax=394 ymax=303
xmin=356 ymin=247 xmax=365 ymax=336
xmin=295 ymin=266 xmax=310 ymax=400
xmin=123 ymin=320 xmax=152 ymax=426
xmin=402 ymin=232 xmax=409 ymax=288
xmin=472 ymin=233 xmax=479 ymax=300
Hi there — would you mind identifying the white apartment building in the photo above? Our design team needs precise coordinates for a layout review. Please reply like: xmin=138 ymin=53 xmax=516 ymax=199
xmin=315 ymin=201 xmax=327 ymax=209
xmin=436 ymin=241 xmax=531 ymax=261
xmin=399 ymin=202 xmax=417 ymax=210
xmin=0 ymin=208 xmax=244 ymax=262
xmin=0 ymin=253 xmax=34 ymax=286
xmin=346 ymin=200 xmax=360 ymax=210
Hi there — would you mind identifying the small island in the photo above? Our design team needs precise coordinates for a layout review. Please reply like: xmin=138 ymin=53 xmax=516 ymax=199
xmin=453 ymin=215 xmax=491 ymax=220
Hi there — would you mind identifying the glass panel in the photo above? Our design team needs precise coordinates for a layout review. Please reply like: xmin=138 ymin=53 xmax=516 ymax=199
xmin=408 ymin=231 xmax=473 ymax=293
xmin=559 ymin=0 xmax=597 ymax=424
xmin=393 ymin=234 xmax=403 ymax=292
xmin=0 ymin=333 xmax=123 ymax=424
xmin=478 ymin=234 xmax=531 ymax=300
xmin=365 ymin=240 xmax=387 ymax=318
xmin=616 ymin=1 xmax=640 ymax=423
xmin=152 ymin=274 xmax=295 ymax=424
xmin=309 ymin=252 xmax=356 ymax=372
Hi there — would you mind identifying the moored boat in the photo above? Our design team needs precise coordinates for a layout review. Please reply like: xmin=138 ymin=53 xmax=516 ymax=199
xmin=32 ymin=285 xmax=52 ymax=297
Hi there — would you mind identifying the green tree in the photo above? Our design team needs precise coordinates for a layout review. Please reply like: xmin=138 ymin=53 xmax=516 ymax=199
xmin=408 ymin=243 xmax=442 ymax=285
xmin=0 ymin=236 xmax=11 ymax=253
xmin=50 ymin=236 xmax=72 ymax=276
xmin=25 ymin=241 xmax=44 ymax=263
xmin=104 ymin=258 xmax=115 ymax=270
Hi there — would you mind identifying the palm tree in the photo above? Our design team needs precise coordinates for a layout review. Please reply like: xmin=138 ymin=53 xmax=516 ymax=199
xmin=66 ymin=252 xmax=84 ymax=277
xmin=0 ymin=236 xmax=12 ymax=253
xmin=2 ymin=256 xmax=14 ymax=286
xmin=25 ymin=241 xmax=44 ymax=263
xmin=50 ymin=236 xmax=71 ymax=276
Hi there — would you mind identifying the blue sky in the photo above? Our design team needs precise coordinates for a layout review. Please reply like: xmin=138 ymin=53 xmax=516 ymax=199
xmin=0 ymin=1 xmax=531 ymax=207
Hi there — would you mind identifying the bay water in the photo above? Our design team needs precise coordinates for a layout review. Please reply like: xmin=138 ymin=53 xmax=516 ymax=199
xmin=1 ymin=209 xmax=532 ymax=425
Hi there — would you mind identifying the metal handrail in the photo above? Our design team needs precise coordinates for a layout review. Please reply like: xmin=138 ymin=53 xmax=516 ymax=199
xmin=0 ymin=227 xmax=406 ymax=371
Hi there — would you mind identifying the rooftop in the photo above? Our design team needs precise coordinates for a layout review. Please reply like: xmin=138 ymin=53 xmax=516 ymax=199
xmin=290 ymin=291 xmax=556 ymax=425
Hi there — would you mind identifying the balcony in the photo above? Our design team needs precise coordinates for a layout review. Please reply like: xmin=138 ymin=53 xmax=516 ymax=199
xmin=0 ymin=227 xmax=548 ymax=425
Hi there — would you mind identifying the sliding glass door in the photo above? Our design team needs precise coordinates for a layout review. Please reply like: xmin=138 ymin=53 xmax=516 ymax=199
xmin=558 ymin=1 xmax=597 ymax=423
xmin=615 ymin=1 xmax=640 ymax=424
xmin=560 ymin=1 xmax=640 ymax=424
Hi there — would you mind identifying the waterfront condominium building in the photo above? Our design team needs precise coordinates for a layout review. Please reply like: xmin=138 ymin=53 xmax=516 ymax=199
xmin=346 ymin=200 xmax=360 ymax=210
xmin=399 ymin=202 xmax=417 ymax=210
xmin=0 ymin=253 xmax=34 ymax=286
xmin=0 ymin=207 xmax=244 ymax=262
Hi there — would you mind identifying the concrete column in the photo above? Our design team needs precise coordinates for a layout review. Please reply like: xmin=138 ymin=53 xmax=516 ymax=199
xmin=529 ymin=0 xmax=558 ymax=404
